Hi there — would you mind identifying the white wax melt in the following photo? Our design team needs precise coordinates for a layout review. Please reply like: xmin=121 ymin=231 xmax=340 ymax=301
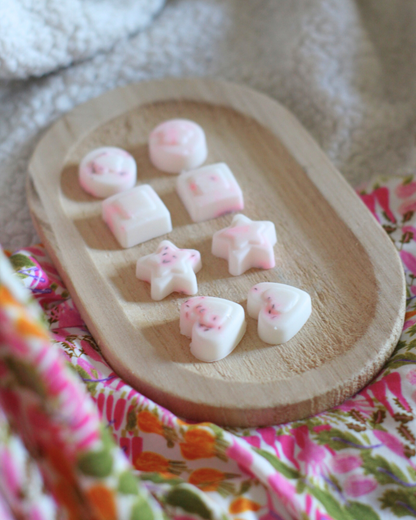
xmin=212 ymin=214 xmax=277 ymax=276
xmin=102 ymin=185 xmax=172 ymax=248
xmin=176 ymin=163 xmax=244 ymax=223
xmin=136 ymin=240 xmax=202 ymax=300
xmin=247 ymin=283 xmax=311 ymax=344
xmin=180 ymin=296 xmax=246 ymax=362
xmin=149 ymin=119 xmax=207 ymax=173
xmin=79 ymin=147 xmax=136 ymax=198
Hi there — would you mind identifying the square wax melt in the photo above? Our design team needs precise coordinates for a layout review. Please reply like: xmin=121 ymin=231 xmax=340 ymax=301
xmin=102 ymin=184 xmax=172 ymax=248
xmin=176 ymin=163 xmax=244 ymax=223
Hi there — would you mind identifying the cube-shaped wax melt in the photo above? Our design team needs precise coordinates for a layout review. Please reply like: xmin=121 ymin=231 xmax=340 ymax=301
xmin=102 ymin=185 xmax=172 ymax=248
xmin=176 ymin=163 xmax=244 ymax=223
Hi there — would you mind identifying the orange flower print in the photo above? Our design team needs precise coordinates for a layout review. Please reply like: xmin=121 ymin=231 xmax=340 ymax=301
xmin=87 ymin=484 xmax=117 ymax=520
xmin=54 ymin=478 xmax=83 ymax=520
xmin=134 ymin=451 xmax=186 ymax=475
xmin=137 ymin=410 xmax=164 ymax=435
xmin=405 ymin=309 xmax=416 ymax=321
xmin=180 ymin=428 xmax=216 ymax=460
xmin=134 ymin=451 xmax=170 ymax=472
xmin=16 ymin=315 xmax=49 ymax=340
xmin=229 ymin=497 xmax=262 ymax=514
xmin=0 ymin=286 xmax=15 ymax=307
xmin=188 ymin=468 xmax=225 ymax=492
xmin=46 ymin=444 xmax=76 ymax=484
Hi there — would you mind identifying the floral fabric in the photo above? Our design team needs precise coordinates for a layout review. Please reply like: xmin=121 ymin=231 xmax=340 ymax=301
xmin=2 ymin=175 xmax=416 ymax=519
xmin=0 ymin=249 xmax=162 ymax=519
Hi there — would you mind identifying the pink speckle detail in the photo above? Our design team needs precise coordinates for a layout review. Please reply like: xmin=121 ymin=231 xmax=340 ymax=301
xmin=264 ymin=300 xmax=281 ymax=319
xmin=157 ymin=123 xmax=194 ymax=146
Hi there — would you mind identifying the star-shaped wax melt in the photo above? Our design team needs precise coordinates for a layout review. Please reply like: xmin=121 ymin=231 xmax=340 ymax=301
xmin=136 ymin=240 xmax=202 ymax=300
xmin=211 ymin=214 xmax=277 ymax=276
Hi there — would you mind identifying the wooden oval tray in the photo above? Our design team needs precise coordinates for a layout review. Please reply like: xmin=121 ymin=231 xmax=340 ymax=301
xmin=27 ymin=78 xmax=406 ymax=427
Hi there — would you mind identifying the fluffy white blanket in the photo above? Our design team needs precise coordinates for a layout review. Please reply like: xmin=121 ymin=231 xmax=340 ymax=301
xmin=1 ymin=0 xmax=416 ymax=250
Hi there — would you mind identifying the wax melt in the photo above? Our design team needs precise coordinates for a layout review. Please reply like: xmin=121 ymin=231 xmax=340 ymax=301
xmin=176 ymin=163 xmax=244 ymax=223
xmin=247 ymin=282 xmax=311 ymax=344
xmin=149 ymin=119 xmax=207 ymax=173
xmin=102 ymin=185 xmax=172 ymax=248
xmin=79 ymin=147 xmax=136 ymax=198
xmin=136 ymin=240 xmax=202 ymax=300
xmin=212 ymin=214 xmax=277 ymax=276
xmin=180 ymin=296 xmax=246 ymax=362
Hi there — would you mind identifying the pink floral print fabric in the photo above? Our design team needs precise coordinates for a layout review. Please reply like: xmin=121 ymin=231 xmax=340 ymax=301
xmin=3 ymin=175 xmax=416 ymax=519
xmin=0 ymin=249 xmax=162 ymax=520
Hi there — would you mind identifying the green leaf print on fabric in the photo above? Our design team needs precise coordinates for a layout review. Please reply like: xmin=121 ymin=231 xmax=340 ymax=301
xmin=118 ymin=471 xmax=139 ymax=495
xmin=126 ymin=407 xmax=137 ymax=432
xmin=361 ymin=452 xmax=411 ymax=486
xmin=165 ymin=486 xmax=213 ymax=520
xmin=308 ymin=487 xmax=354 ymax=520
xmin=130 ymin=495 xmax=157 ymax=520
xmin=77 ymin=450 xmax=113 ymax=477
xmin=5 ymin=357 xmax=47 ymax=399
xmin=381 ymin=489 xmax=416 ymax=517
xmin=388 ymin=352 xmax=416 ymax=371
xmin=254 ymin=448 xmax=301 ymax=479
xmin=9 ymin=253 xmax=37 ymax=279
xmin=346 ymin=501 xmax=380 ymax=520
xmin=74 ymin=365 xmax=98 ymax=395
xmin=139 ymin=473 xmax=184 ymax=486
xmin=100 ymin=424 xmax=115 ymax=450
xmin=314 ymin=428 xmax=365 ymax=451
xmin=406 ymin=323 xmax=416 ymax=338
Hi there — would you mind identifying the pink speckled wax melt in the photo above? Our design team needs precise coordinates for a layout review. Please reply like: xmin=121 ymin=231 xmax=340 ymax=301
xmin=79 ymin=147 xmax=136 ymax=198
xmin=136 ymin=240 xmax=202 ymax=300
xmin=247 ymin=282 xmax=311 ymax=344
xmin=180 ymin=296 xmax=246 ymax=362
xmin=102 ymin=185 xmax=172 ymax=248
xmin=176 ymin=163 xmax=244 ymax=223
xmin=212 ymin=214 xmax=277 ymax=276
xmin=149 ymin=119 xmax=207 ymax=173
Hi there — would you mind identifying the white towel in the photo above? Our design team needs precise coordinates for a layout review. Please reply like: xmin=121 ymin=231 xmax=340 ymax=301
xmin=2 ymin=0 xmax=416 ymax=250
xmin=0 ymin=0 xmax=165 ymax=79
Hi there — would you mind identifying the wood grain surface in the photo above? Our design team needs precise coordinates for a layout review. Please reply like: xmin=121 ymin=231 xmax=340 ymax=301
xmin=27 ymin=78 xmax=406 ymax=426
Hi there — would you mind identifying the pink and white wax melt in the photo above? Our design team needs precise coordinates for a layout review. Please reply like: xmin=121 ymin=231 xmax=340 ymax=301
xmin=79 ymin=147 xmax=136 ymax=198
xmin=136 ymin=240 xmax=202 ymax=300
xmin=176 ymin=163 xmax=244 ymax=223
xmin=102 ymin=184 xmax=172 ymax=248
xmin=149 ymin=119 xmax=207 ymax=173
xmin=247 ymin=282 xmax=311 ymax=344
xmin=180 ymin=296 xmax=246 ymax=362
xmin=212 ymin=214 xmax=277 ymax=276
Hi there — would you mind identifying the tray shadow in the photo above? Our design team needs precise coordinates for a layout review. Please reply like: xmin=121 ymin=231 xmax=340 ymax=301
xmin=140 ymin=316 xmax=267 ymax=365
xmin=73 ymin=214 xmax=120 ymax=251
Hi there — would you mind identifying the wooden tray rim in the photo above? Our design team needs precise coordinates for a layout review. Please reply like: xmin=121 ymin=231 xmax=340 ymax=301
xmin=27 ymin=78 xmax=406 ymax=423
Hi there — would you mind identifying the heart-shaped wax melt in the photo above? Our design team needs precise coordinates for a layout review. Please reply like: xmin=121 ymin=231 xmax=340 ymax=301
xmin=248 ymin=282 xmax=311 ymax=344
xmin=180 ymin=296 xmax=246 ymax=362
